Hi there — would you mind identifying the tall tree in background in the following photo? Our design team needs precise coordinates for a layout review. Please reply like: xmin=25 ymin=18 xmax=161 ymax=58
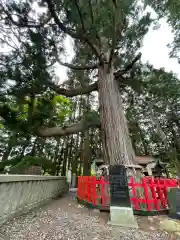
xmin=1 ymin=0 xmax=152 ymax=165
xmin=0 ymin=0 xmax=179 ymax=172
xmin=42 ymin=0 xmax=153 ymax=165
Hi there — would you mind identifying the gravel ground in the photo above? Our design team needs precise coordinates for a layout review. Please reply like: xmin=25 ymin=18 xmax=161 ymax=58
xmin=0 ymin=193 xmax=178 ymax=240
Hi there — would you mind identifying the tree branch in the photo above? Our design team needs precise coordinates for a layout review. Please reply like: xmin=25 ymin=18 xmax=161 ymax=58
xmin=57 ymin=59 xmax=98 ymax=70
xmin=36 ymin=118 xmax=100 ymax=137
xmin=88 ymin=0 xmax=101 ymax=46
xmin=48 ymin=81 xmax=98 ymax=97
xmin=88 ymin=0 xmax=94 ymax=24
xmin=108 ymin=0 xmax=118 ymax=66
xmin=45 ymin=0 xmax=101 ymax=59
xmin=45 ymin=0 xmax=79 ymax=37
xmin=2 ymin=6 xmax=50 ymax=28
xmin=111 ymin=0 xmax=117 ymax=8
xmin=73 ymin=0 xmax=85 ymax=30
xmin=114 ymin=53 xmax=142 ymax=78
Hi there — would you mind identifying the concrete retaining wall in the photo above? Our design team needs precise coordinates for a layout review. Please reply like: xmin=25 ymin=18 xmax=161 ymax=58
xmin=0 ymin=175 xmax=68 ymax=225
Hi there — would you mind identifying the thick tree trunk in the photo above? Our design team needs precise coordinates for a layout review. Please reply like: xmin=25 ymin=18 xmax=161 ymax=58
xmin=98 ymin=65 xmax=136 ymax=165
xmin=71 ymin=133 xmax=79 ymax=174
xmin=139 ymin=127 xmax=149 ymax=155
xmin=37 ymin=137 xmax=46 ymax=156
xmin=78 ymin=132 xmax=84 ymax=175
xmin=82 ymin=130 xmax=91 ymax=176
xmin=61 ymin=136 xmax=69 ymax=176
xmin=52 ymin=138 xmax=60 ymax=162
xmin=30 ymin=137 xmax=38 ymax=156
xmin=56 ymin=138 xmax=65 ymax=175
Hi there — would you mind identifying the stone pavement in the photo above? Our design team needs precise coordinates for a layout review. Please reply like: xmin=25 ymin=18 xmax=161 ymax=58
xmin=0 ymin=193 xmax=178 ymax=240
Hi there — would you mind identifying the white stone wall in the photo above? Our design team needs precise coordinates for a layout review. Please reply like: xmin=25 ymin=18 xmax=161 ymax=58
xmin=0 ymin=175 xmax=68 ymax=225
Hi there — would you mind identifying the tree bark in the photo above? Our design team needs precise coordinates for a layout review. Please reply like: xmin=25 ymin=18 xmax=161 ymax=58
xmin=61 ymin=136 xmax=69 ymax=176
xmin=37 ymin=118 xmax=100 ymax=137
xmin=53 ymin=138 xmax=61 ymax=162
xmin=82 ymin=130 xmax=91 ymax=176
xmin=71 ymin=133 xmax=79 ymax=172
xmin=37 ymin=137 xmax=46 ymax=156
xmin=20 ymin=135 xmax=31 ymax=157
xmin=67 ymin=135 xmax=74 ymax=170
xmin=98 ymin=64 xmax=136 ymax=165
xmin=30 ymin=137 xmax=38 ymax=157
xmin=71 ymin=97 xmax=83 ymax=179
xmin=57 ymin=138 xmax=65 ymax=175
xmin=49 ymin=81 xmax=98 ymax=97
xmin=78 ymin=132 xmax=84 ymax=176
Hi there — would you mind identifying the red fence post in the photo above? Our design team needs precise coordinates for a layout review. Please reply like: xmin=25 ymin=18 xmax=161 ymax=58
xmin=91 ymin=176 xmax=97 ymax=205
xmin=87 ymin=176 xmax=91 ymax=202
xmin=128 ymin=177 xmax=140 ymax=210
xmin=100 ymin=176 xmax=106 ymax=206
xmin=77 ymin=175 xmax=180 ymax=212
xmin=77 ymin=176 xmax=82 ymax=200
xmin=155 ymin=178 xmax=166 ymax=209
xmin=85 ymin=176 xmax=90 ymax=202
xmin=148 ymin=177 xmax=160 ymax=211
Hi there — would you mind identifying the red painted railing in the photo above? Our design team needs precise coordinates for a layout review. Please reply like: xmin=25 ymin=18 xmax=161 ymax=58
xmin=77 ymin=176 xmax=110 ymax=206
xmin=77 ymin=176 xmax=180 ymax=211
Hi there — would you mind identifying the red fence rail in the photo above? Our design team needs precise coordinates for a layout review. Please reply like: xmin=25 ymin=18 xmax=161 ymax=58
xmin=77 ymin=176 xmax=180 ymax=211
xmin=77 ymin=176 xmax=110 ymax=206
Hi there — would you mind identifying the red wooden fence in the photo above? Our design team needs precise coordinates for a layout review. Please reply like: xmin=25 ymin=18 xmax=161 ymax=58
xmin=77 ymin=176 xmax=180 ymax=211
xmin=77 ymin=176 xmax=110 ymax=206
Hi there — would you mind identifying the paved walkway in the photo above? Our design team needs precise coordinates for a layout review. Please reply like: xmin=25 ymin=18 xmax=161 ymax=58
xmin=0 ymin=193 xmax=178 ymax=240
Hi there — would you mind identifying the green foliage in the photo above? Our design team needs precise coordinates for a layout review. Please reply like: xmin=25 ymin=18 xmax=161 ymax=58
xmin=125 ymin=66 xmax=180 ymax=173
xmin=32 ymin=93 xmax=73 ymax=127
xmin=52 ymin=95 xmax=73 ymax=122
xmin=0 ymin=155 xmax=56 ymax=174
xmin=0 ymin=156 xmax=22 ymax=172
xmin=0 ymin=0 xmax=179 ymax=175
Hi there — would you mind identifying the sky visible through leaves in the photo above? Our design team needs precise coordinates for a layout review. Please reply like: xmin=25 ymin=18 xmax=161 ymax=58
xmin=54 ymin=7 xmax=180 ymax=83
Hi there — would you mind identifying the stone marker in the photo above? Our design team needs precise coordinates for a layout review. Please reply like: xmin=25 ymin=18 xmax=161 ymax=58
xmin=109 ymin=165 xmax=138 ymax=228
xmin=168 ymin=187 xmax=180 ymax=220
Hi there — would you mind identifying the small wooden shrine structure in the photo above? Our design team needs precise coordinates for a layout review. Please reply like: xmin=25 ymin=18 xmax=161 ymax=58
xmin=95 ymin=155 xmax=168 ymax=177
